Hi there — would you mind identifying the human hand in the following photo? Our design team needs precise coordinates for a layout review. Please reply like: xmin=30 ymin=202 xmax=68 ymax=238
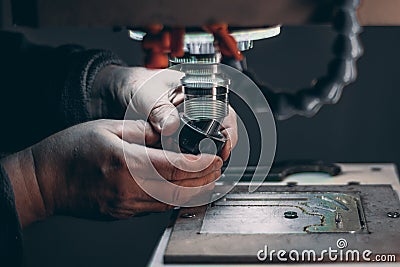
xmin=92 ymin=65 xmax=238 ymax=160
xmin=92 ymin=66 xmax=181 ymax=134
xmin=1 ymin=119 xmax=222 ymax=227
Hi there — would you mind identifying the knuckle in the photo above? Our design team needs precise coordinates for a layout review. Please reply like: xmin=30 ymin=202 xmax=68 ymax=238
xmin=114 ymin=122 xmax=124 ymax=134
xmin=149 ymin=105 xmax=165 ymax=120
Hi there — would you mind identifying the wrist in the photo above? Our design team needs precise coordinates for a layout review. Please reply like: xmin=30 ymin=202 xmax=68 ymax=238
xmin=0 ymin=148 xmax=48 ymax=227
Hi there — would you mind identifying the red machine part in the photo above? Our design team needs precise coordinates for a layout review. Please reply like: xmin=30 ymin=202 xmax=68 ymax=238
xmin=142 ymin=24 xmax=242 ymax=69
xmin=203 ymin=24 xmax=243 ymax=61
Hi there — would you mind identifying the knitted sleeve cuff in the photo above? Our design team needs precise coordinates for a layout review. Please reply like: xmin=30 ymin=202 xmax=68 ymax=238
xmin=61 ymin=49 xmax=127 ymax=127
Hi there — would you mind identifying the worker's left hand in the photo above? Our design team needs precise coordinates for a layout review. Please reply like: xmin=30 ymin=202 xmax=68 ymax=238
xmin=92 ymin=65 xmax=238 ymax=161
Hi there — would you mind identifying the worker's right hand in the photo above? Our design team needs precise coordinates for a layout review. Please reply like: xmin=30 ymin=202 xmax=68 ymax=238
xmin=1 ymin=119 xmax=222 ymax=227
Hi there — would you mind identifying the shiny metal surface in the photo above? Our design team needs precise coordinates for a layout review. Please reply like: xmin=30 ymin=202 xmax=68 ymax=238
xmin=200 ymin=192 xmax=365 ymax=234
xmin=181 ymin=64 xmax=229 ymax=122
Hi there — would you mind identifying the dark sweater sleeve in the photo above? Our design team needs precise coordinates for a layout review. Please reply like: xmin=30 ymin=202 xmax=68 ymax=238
xmin=60 ymin=49 xmax=127 ymax=127
xmin=0 ymin=31 xmax=126 ymax=153
xmin=0 ymin=164 xmax=23 ymax=267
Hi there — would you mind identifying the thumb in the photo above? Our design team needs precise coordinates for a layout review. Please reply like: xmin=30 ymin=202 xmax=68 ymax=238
xmin=128 ymin=69 xmax=184 ymax=136
xmin=149 ymin=101 xmax=180 ymax=136
xmin=104 ymin=120 xmax=160 ymax=145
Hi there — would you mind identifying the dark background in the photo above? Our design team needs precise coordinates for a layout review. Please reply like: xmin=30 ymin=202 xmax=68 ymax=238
xmin=1 ymin=2 xmax=400 ymax=265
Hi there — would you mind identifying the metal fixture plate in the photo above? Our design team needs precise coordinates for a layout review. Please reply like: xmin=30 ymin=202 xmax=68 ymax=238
xmin=200 ymin=192 xmax=366 ymax=234
xmin=164 ymin=184 xmax=400 ymax=264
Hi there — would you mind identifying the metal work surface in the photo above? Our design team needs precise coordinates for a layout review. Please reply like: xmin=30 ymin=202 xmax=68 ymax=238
xmin=164 ymin=184 xmax=400 ymax=263
xmin=200 ymin=192 xmax=366 ymax=234
xmin=149 ymin=163 xmax=400 ymax=266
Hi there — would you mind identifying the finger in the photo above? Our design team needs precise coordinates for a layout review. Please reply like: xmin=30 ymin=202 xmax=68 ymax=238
xmin=132 ymin=169 xmax=217 ymax=206
xmin=130 ymin=69 xmax=184 ymax=136
xmin=150 ymin=150 xmax=223 ymax=181
xmin=169 ymin=180 xmax=216 ymax=205
xmin=219 ymin=107 xmax=238 ymax=161
xmin=107 ymin=202 xmax=173 ymax=219
xmin=221 ymin=124 xmax=238 ymax=148
xmin=104 ymin=120 xmax=160 ymax=146
xmin=122 ymin=120 xmax=160 ymax=145
xmin=122 ymin=142 xmax=223 ymax=181
xmin=169 ymin=85 xmax=184 ymax=106
xmin=173 ymin=170 xmax=221 ymax=187
xmin=160 ymin=136 xmax=181 ymax=153
xmin=220 ymin=126 xmax=237 ymax=159
xmin=220 ymin=138 xmax=232 ymax=162
xmin=149 ymin=101 xmax=180 ymax=136
xmin=134 ymin=202 xmax=174 ymax=213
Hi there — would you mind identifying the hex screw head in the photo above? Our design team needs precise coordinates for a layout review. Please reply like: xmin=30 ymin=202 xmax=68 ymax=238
xmin=284 ymin=211 xmax=298 ymax=219
xmin=387 ymin=211 xmax=400 ymax=218
xmin=180 ymin=213 xmax=196 ymax=219
xmin=371 ymin=167 xmax=382 ymax=172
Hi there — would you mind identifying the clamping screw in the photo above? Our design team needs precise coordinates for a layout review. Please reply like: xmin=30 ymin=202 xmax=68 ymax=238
xmin=387 ymin=211 xmax=400 ymax=218
xmin=284 ymin=211 xmax=298 ymax=219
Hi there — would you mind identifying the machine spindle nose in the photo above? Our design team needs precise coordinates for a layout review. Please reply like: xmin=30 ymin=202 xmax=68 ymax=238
xmin=177 ymin=63 xmax=230 ymax=156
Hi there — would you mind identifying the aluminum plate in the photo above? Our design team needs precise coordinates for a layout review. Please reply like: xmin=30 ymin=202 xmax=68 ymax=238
xmin=200 ymin=192 xmax=366 ymax=234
